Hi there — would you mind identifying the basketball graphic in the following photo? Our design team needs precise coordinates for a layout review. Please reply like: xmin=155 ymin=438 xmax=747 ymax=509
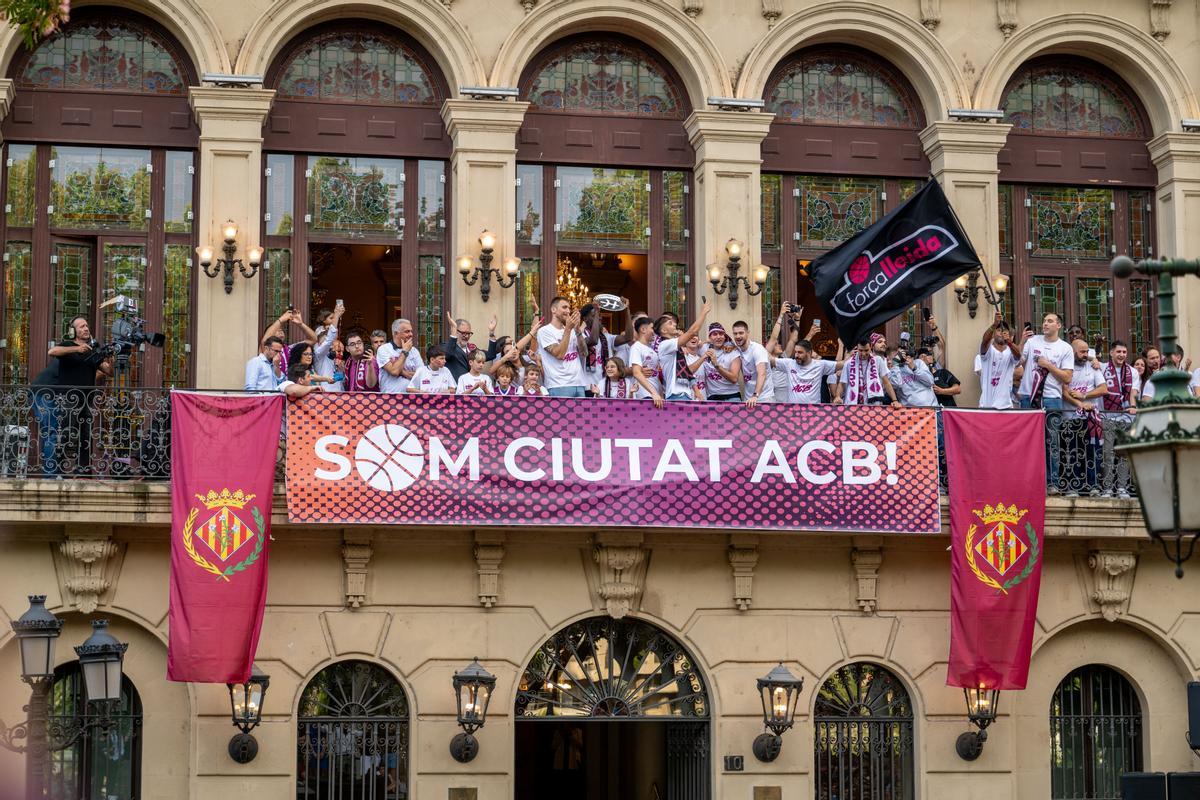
xmin=354 ymin=424 xmax=425 ymax=492
xmin=849 ymin=254 xmax=871 ymax=284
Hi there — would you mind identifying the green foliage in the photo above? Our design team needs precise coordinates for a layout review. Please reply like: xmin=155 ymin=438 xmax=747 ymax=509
xmin=51 ymin=157 xmax=151 ymax=231
xmin=0 ymin=0 xmax=69 ymax=48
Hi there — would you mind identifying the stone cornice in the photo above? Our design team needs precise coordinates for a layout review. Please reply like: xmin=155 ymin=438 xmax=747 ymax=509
xmin=0 ymin=78 xmax=15 ymax=122
xmin=188 ymin=86 xmax=276 ymax=126
xmin=1148 ymin=131 xmax=1200 ymax=166
xmin=919 ymin=121 xmax=1013 ymax=158
xmin=684 ymin=110 xmax=776 ymax=147
xmin=440 ymin=99 xmax=530 ymax=136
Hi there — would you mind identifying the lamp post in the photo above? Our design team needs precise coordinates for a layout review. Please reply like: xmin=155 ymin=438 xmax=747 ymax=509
xmin=458 ymin=230 xmax=519 ymax=302
xmin=1108 ymin=255 xmax=1200 ymax=577
xmin=709 ymin=239 xmax=767 ymax=310
xmin=956 ymin=686 xmax=1000 ymax=760
xmin=198 ymin=220 xmax=262 ymax=294
xmin=752 ymin=663 xmax=804 ymax=762
xmin=954 ymin=268 xmax=1008 ymax=319
xmin=450 ymin=658 xmax=495 ymax=763
xmin=226 ymin=664 xmax=270 ymax=763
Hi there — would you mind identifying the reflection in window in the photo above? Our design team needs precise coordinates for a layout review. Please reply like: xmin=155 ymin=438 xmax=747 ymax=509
xmin=1029 ymin=187 xmax=1113 ymax=259
xmin=163 ymin=244 xmax=191 ymax=387
xmin=1128 ymin=191 xmax=1151 ymax=260
xmin=52 ymin=242 xmax=92 ymax=341
xmin=1129 ymin=280 xmax=1153 ymax=356
xmin=663 ymin=262 xmax=688 ymax=324
xmin=1002 ymin=60 xmax=1144 ymax=138
xmin=524 ymin=37 xmax=683 ymax=118
xmin=556 ymin=167 xmax=649 ymax=248
xmin=3 ymin=241 xmax=32 ymax=383
xmin=516 ymin=165 xmax=543 ymax=245
xmin=51 ymin=147 xmax=151 ymax=231
xmin=265 ymin=154 xmax=295 ymax=236
xmin=998 ymin=184 xmax=1013 ymax=258
xmin=1076 ymin=277 xmax=1112 ymax=349
xmin=516 ymin=258 xmax=541 ymax=337
xmin=5 ymin=144 xmax=37 ymax=227
xmin=275 ymin=28 xmax=441 ymax=105
xmin=766 ymin=48 xmax=920 ymax=127
xmin=1050 ymin=665 xmax=1142 ymax=800
xmin=796 ymin=176 xmax=883 ymax=248
xmin=761 ymin=174 xmax=782 ymax=251
xmin=1032 ymin=276 xmax=1066 ymax=322
xmin=663 ymin=171 xmax=688 ymax=249
xmin=307 ymin=156 xmax=404 ymax=238
xmin=164 ymin=151 xmax=193 ymax=234
xmin=417 ymin=161 xmax=444 ymax=241
xmin=101 ymin=243 xmax=147 ymax=385
xmin=263 ymin=248 xmax=293 ymax=324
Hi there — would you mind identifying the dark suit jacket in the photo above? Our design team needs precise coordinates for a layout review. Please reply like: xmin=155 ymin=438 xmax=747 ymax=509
xmin=443 ymin=338 xmax=501 ymax=380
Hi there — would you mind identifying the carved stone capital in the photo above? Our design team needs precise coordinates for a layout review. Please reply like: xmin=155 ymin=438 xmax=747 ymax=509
xmin=1150 ymin=0 xmax=1172 ymax=42
xmin=342 ymin=532 xmax=373 ymax=609
xmin=851 ymin=539 xmax=883 ymax=615
xmin=593 ymin=532 xmax=647 ymax=619
xmin=59 ymin=527 xmax=118 ymax=614
xmin=1087 ymin=549 xmax=1138 ymax=622
xmin=761 ymin=0 xmax=782 ymax=28
xmin=728 ymin=534 xmax=759 ymax=611
xmin=997 ymin=0 xmax=1018 ymax=38
xmin=474 ymin=532 xmax=505 ymax=608
xmin=920 ymin=0 xmax=942 ymax=31
xmin=683 ymin=0 xmax=702 ymax=18
xmin=520 ymin=0 xmax=537 ymax=12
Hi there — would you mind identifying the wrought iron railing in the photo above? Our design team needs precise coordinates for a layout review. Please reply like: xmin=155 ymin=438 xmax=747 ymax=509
xmin=0 ymin=387 xmax=1137 ymax=498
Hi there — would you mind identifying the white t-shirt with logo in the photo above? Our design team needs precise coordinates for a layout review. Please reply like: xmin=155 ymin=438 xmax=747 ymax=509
xmin=774 ymin=357 xmax=837 ymax=404
xmin=1068 ymin=364 xmax=1106 ymax=412
xmin=1139 ymin=371 xmax=1193 ymax=401
xmin=600 ymin=376 xmax=637 ymax=398
xmin=376 ymin=342 xmax=424 ymax=394
xmin=738 ymin=340 xmax=773 ymax=401
xmin=976 ymin=346 xmax=1018 ymax=409
xmin=537 ymin=324 xmax=585 ymax=389
xmin=409 ymin=365 xmax=455 ymax=393
xmin=699 ymin=344 xmax=741 ymax=397
xmin=629 ymin=341 xmax=663 ymax=398
xmin=657 ymin=338 xmax=695 ymax=398
xmin=456 ymin=372 xmax=494 ymax=395
xmin=1018 ymin=335 xmax=1074 ymax=399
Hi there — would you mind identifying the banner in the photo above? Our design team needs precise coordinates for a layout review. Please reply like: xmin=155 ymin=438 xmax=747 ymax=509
xmin=944 ymin=409 xmax=1046 ymax=690
xmin=285 ymin=395 xmax=940 ymax=532
xmin=168 ymin=392 xmax=283 ymax=683
xmin=810 ymin=180 xmax=982 ymax=348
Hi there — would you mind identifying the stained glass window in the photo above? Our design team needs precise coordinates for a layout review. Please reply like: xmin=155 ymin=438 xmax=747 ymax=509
xmin=516 ymin=165 xmax=543 ymax=245
xmin=1129 ymin=279 xmax=1153 ymax=356
xmin=162 ymin=244 xmax=191 ymax=387
xmin=1002 ymin=60 xmax=1144 ymax=138
xmin=1076 ymin=278 xmax=1112 ymax=348
xmin=417 ymin=160 xmax=444 ymax=241
xmin=516 ymin=258 xmax=541 ymax=337
xmin=265 ymin=154 xmax=295 ymax=237
xmin=416 ymin=256 xmax=443 ymax=350
xmin=556 ymin=167 xmax=650 ymax=248
xmin=3 ymin=241 xmax=31 ymax=383
xmin=524 ymin=37 xmax=683 ymax=118
xmin=5 ymin=144 xmax=37 ymax=228
xmin=307 ymin=156 xmax=404 ymax=238
xmin=19 ymin=14 xmax=187 ymax=94
xmin=663 ymin=262 xmax=688 ymax=324
xmin=274 ymin=28 xmax=441 ymax=105
xmin=101 ymin=243 xmax=147 ymax=385
xmin=898 ymin=179 xmax=923 ymax=203
xmin=663 ymin=171 xmax=687 ymax=249
xmin=164 ymin=151 xmax=193 ymax=234
xmin=51 ymin=146 xmax=151 ymax=231
xmin=761 ymin=174 xmax=782 ymax=251
xmin=263 ymin=248 xmax=293 ymax=323
xmin=1029 ymin=187 xmax=1113 ymax=259
xmin=1128 ymin=191 xmax=1151 ymax=260
xmin=998 ymin=184 xmax=1013 ymax=257
xmin=52 ymin=242 xmax=92 ymax=345
xmin=796 ymin=176 xmax=883 ymax=248
xmin=766 ymin=48 xmax=920 ymax=127
xmin=1032 ymin=276 xmax=1065 ymax=322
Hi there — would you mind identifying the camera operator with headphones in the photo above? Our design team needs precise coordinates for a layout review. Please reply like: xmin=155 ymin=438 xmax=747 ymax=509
xmin=31 ymin=316 xmax=113 ymax=476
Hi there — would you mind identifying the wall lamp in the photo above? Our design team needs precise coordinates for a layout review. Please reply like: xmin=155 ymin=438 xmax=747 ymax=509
xmin=707 ymin=97 xmax=765 ymax=111
xmin=458 ymin=230 xmax=519 ymax=302
xmin=709 ymin=238 xmax=766 ymax=310
xmin=948 ymin=109 xmax=1004 ymax=122
xmin=198 ymin=221 xmax=262 ymax=294
xmin=226 ymin=664 xmax=270 ymax=764
xmin=460 ymin=86 xmax=520 ymax=100
xmin=450 ymin=659 xmax=496 ymax=763
xmin=954 ymin=268 xmax=1007 ymax=318
xmin=753 ymin=663 xmax=804 ymax=762
xmin=956 ymin=686 xmax=1000 ymax=760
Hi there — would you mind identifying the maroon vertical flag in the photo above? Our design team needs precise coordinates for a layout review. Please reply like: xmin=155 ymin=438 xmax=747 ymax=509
xmin=944 ymin=409 xmax=1046 ymax=690
xmin=168 ymin=392 xmax=283 ymax=683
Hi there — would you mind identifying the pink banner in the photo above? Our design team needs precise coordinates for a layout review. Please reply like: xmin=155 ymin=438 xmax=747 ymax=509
xmin=286 ymin=395 xmax=939 ymax=533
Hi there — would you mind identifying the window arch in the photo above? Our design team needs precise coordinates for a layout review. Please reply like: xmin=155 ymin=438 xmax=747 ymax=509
xmin=520 ymin=34 xmax=687 ymax=119
xmin=764 ymin=46 xmax=923 ymax=128
xmin=296 ymin=660 xmax=410 ymax=800
xmin=1049 ymin=665 xmax=1143 ymax=800
xmin=814 ymin=663 xmax=914 ymax=800
xmin=47 ymin=662 xmax=143 ymax=799
xmin=1001 ymin=57 xmax=1147 ymax=138
xmin=268 ymin=24 xmax=445 ymax=106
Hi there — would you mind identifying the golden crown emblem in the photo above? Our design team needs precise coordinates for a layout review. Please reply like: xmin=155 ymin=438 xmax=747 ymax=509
xmin=194 ymin=488 xmax=256 ymax=510
xmin=972 ymin=502 xmax=1025 ymax=526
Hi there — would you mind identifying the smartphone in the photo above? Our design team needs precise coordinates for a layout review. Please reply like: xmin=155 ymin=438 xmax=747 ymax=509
xmin=336 ymin=298 xmax=344 ymax=309
xmin=921 ymin=307 xmax=932 ymax=321
xmin=813 ymin=319 xmax=822 ymax=330
xmin=1024 ymin=321 xmax=1033 ymax=332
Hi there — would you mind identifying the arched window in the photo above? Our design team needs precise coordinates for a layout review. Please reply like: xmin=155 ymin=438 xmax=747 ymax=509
xmin=1049 ymin=665 xmax=1143 ymax=800
xmin=297 ymin=660 xmax=410 ymax=800
xmin=814 ymin=663 xmax=914 ymax=800
xmin=765 ymin=47 xmax=922 ymax=128
xmin=46 ymin=662 xmax=143 ymax=799
xmin=522 ymin=35 xmax=685 ymax=119
xmin=1002 ymin=59 xmax=1145 ymax=138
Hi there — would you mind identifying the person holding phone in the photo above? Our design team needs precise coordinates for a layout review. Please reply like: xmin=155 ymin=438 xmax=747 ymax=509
xmin=310 ymin=303 xmax=345 ymax=391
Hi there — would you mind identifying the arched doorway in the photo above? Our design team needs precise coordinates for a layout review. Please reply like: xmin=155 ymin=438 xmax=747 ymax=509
xmin=47 ymin=661 xmax=143 ymax=799
xmin=515 ymin=616 xmax=710 ymax=800
xmin=295 ymin=660 xmax=410 ymax=800
xmin=1049 ymin=664 xmax=1143 ymax=800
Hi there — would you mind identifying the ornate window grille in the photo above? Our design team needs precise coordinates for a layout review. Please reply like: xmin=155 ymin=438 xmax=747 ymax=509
xmin=296 ymin=660 xmax=410 ymax=800
xmin=47 ymin=662 xmax=143 ymax=800
xmin=1049 ymin=665 xmax=1143 ymax=800
xmin=814 ymin=663 xmax=915 ymax=800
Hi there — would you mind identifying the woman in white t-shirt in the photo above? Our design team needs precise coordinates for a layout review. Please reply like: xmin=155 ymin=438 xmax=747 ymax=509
xmin=596 ymin=357 xmax=637 ymax=399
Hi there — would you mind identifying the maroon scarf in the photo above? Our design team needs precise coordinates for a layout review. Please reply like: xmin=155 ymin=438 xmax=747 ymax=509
xmin=1102 ymin=361 xmax=1133 ymax=411
xmin=344 ymin=355 xmax=377 ymax=392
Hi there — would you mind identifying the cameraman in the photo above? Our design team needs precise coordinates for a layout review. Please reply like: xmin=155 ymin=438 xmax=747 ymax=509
xmin=31 ymin=316 xmax=113 ymax=476
xmin=887 ymin=345 xmax=937 ymax=407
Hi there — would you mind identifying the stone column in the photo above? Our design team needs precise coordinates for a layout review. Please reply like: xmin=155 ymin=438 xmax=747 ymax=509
xmin=0 ymin=79 xmax=15 ymax=131
xmin=441 ymin=99 xmax=529 ymax=341
xmin=684 ymin=110 xmax=775 ymax=334
xmin=920 ymin=121 xmax=1012 ymax=390
xmin=188 ymin=87 xmax=275 ymax=390
xmin=1148 ymin=133 xmax=1200 ymax=358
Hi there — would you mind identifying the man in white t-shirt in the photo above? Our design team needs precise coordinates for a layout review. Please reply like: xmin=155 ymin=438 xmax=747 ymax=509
xmin=833 ymin=335 xmax=902 ymax=407
xmin=376 ymin=318 xmax=423 ymax=394
xmin=976 ymin=320 xmax=1023 ymax=409
xmin=699 ymin=323 xmax=743 ymax=402
xmin=407 ymin=346 xmax=456 ymax=394
xmin=629 ymin=318 xmax=664 ymax=406
xmin=580 ymin=302 xmax=633 ymax=396
xmin=1018 ymin=313 xmax=1074 ymax=409
xmin=1061 ymin=338 xmax=1109 ymax=496
xmin=536 ymin=296 xmax=587 ymax=397
xmin=653 ymin=300 xmax=712 ymax=402
xmin=888 ymin=348 xmax=937 ymax=407
xmin=771 ymin=339 xmax=839 ymax=404
xmin=730 ymin=320 xmax=772 ymax=407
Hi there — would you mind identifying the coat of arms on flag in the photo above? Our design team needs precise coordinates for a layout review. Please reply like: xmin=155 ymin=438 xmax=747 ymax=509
xmin=965 ymin=502 xmax=1040 ymax=595
xmin=182 ymin=488 xmax=266 ymax=582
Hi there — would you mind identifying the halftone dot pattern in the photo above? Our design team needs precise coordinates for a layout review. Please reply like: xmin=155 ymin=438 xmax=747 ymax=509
xmin=285 ymin=395 xmax=940 ymax=533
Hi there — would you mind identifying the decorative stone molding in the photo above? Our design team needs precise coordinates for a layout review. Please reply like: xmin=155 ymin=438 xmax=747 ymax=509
xmin=520 ymin=0 xmax=537 ymax=13
xmin=474 ymin=532 xmax=505 ymax=608
xmin=920 ymin=0 xmax=941 ymax=31
xmin=59 ymin=527 xmax=118 ymax=614
xmin=1150 ymin=0 xmax=1172 ymax=42
xmin=851 ymin=537 xmax=883 ymax=614
xmin=997 ymin=0 xmax=1017 ymax=38
xmin=1087 ymin=549 xmax=1138 ymax=621
xmin=342 ymin=532 xmax=373 ymax=609
xmin=728 ymin=534 xmax=759 ymax=611
xmin=592 ymin=532 xmax=647 ymax=619
xmin=682 ymin=0 xmax=702 ymax=19
xmin=761 ymin=0 xmax=782 ymax=28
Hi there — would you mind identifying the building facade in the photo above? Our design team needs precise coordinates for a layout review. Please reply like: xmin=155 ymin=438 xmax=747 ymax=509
xmin=0 ymin=1 xmax=1198 ymax=798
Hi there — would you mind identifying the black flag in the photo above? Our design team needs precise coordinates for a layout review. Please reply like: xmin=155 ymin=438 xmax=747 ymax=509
xmin=809 ymin=180 xmax=981 ymax=348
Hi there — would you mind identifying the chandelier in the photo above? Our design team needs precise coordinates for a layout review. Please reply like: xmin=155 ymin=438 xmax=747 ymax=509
xmin=556 ymin=256 xmax=592 ymax=309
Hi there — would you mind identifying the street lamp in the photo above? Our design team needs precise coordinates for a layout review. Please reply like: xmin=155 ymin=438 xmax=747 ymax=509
xmin=11 ymin=595 xmax=62 ymax=683
xmin=198 ymin=220 xmax=262 ymax=294
xmin=458 ymin=230 xmax=519 ymax=302
xmin=954 ymin=267 xmax=1008 ymax=318
xmin=73 ymin=620 xmax=127 ymax=704
xmin=450 ymin=658 xmax=496 ymax=763
xmin=1110 ymin=255 xmax=1200 ymax=577
xmin=709 ymin=238 xmax=767 ymax=310
xmin=753 ymin=663 xmax=804 ymax=762
xmin=956 ymin=686 xmax=1000 ymax=760
xmin=226 ymin=664 xmax=270 ymax=763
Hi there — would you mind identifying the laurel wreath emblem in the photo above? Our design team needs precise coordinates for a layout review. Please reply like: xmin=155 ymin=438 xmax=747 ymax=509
xmin=182 ymin=506 xmax=266 ymax=583
xmin=965 ymin=521 xmax=1040 ymax=596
